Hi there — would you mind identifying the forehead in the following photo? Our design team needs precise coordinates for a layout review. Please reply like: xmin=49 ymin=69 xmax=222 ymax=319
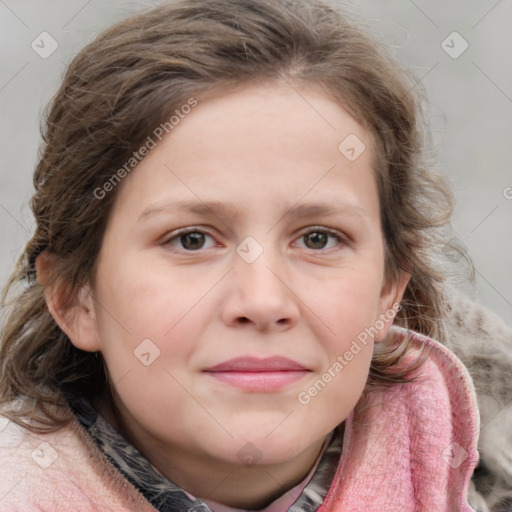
xmin=109 ymin=81 xmax=380 ymax=223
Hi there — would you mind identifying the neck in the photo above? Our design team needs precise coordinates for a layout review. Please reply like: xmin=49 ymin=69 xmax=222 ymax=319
xmin=93 ymin=392 xmax=329 ymax=509
xmin=152 ymin=438 xmax=326 ymax=508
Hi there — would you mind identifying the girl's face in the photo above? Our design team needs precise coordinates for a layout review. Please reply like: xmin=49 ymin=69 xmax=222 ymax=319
xmin=71 ymin=81 xmax=406 ymax=492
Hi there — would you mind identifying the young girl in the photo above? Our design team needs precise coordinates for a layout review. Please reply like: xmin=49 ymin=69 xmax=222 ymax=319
xmin=0 ymin=0 xmax=483 ymax=510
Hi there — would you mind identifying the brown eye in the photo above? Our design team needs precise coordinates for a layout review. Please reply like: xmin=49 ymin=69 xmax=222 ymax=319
xmin=304 ymin=232 xmax=329 ymax=249
xmin=295 ymin=228 xmax=343 ymax=251
xmin=180 ymin=232 xmax=206 ymax=250
xmin=165 ymin=230 xmax=216 ymax=251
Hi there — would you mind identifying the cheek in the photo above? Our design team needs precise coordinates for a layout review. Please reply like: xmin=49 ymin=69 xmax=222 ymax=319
xmin=94 ymin=255 xmax=210 ymax=339
xmin=95 ymin=290 xmax=203 ymax=440
xmin=313 ymin=278 xmax=378 ymax=377
xmin=294 ymin=331 xmax=373 ymax=437
xmin=311 ymin=268 xmax=384 ymax=338
xmin=292 ymin=274 xmax=382 ymax=429
xmin=92 ymin=262 xmax=210 ymax=392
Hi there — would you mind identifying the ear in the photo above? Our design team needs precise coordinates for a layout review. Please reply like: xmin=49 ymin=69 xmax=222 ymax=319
xmin=374 ymin=270 xmax=410 ymax=342
xmin=36 ymin=250 xmax=102 ymax=352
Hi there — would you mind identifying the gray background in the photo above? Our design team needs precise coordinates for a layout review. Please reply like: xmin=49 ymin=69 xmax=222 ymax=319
xmin=1 ymin=0 xmax=511 ymax=326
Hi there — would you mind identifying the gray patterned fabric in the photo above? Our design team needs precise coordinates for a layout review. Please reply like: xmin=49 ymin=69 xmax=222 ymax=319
xmin=439 ymin=288 xmax=512 ymax=512
xmin=65 ymin=390 xmax=343 ymax=511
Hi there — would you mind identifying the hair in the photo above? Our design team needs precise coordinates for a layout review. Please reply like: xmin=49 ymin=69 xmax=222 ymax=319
xmin=0 ymin=0 xmax=467 ymax=433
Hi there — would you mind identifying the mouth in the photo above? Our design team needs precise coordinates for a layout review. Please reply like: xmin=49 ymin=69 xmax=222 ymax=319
xmin=203 ymin=356 xmax=311 ymax=392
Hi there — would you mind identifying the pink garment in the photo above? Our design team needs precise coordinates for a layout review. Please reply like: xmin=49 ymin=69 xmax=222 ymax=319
xmin=319 ymin=328 xmax=480 ymax=512
xmin=0 ymin=328 xmax=479 ymax=511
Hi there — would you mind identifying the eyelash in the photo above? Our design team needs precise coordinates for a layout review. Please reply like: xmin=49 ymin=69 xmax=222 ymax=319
xmin=161 ymin=226 xmax=347 ymax=253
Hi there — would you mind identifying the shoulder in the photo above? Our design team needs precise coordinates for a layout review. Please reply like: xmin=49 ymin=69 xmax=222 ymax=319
xmin=374 ymin=327 xmax=480 ymax=454
xmin=395 ymin=326 xmax=480 ymax=406
xmin=322 ymin=327 xmax=480 ymax=511
xmin=0 ymin=410 xmax=78 ymax=511
xmin=440 ymin=289 xmax=512 ymax=510
xmin=0 ymin=402 xmax=156 ymax=511
xmin=389 ymin=327 xmax=480 ymax=453
xmin=441 ymin=286 xmax=512 ymax=363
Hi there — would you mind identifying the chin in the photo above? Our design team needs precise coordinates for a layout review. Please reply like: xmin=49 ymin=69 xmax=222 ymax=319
xmin=221 ymin=425 xmax=320 ymax=465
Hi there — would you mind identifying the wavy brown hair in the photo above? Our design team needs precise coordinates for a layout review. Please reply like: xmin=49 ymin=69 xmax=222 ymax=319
xmin=1 ymin=0 xmax=463 ymax=433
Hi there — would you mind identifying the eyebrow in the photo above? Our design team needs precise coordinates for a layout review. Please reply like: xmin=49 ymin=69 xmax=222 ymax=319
xmin=137 ymin=199 xmax=369 ymax=222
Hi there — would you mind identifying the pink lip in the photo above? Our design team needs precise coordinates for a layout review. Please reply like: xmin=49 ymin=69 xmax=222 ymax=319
xmin=203 ymin=357 xmax=310 ymax=391
xmin=205 ymin=356 xmax=308 ymax=372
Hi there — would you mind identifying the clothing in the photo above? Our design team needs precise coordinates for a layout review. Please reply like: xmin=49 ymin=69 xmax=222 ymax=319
xmin=0 ymin=327 xmax=480 ymax=511
xmin=439 ymin=287 xmax=512 ymax=511
xmin=65 ymin=389 xmax=342 ymax=512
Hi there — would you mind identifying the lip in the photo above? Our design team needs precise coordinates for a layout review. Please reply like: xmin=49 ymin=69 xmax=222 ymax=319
xmin=203 ymin=356 xmax=310 ymax=391
xmin=204 ymin=356 xmax=308 ymax=372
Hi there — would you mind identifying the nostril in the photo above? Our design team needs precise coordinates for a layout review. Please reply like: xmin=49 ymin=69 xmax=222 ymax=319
xmin=235 ymin=317 xmax=291 ymax=326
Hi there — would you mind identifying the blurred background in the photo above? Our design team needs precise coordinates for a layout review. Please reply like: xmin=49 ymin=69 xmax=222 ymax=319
xmin=0 ymin=0 xmax=511 ymax=326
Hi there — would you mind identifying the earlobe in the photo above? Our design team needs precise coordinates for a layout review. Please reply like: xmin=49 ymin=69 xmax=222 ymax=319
xmin=374 ymin=270 xmax=411 ymax=342
xmin=36 ymin=251 xmax=102 ymax=352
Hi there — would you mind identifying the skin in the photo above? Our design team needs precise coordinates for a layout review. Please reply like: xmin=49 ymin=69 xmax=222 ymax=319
xmin=39 ymin=80 xmax=409 ymax=508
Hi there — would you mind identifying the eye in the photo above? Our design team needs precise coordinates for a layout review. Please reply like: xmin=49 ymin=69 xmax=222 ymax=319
xmin=294 ymin=228 xmax=344 ymax=251
xmin=163 ymin=229 xmax=216 ymax=251
xmin=161 ymin=227 xmax=345 ymax=252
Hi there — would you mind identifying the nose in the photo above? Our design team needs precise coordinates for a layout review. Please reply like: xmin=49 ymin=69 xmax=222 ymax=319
xmin=220 ymin=248 xmax=300 ymax=332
